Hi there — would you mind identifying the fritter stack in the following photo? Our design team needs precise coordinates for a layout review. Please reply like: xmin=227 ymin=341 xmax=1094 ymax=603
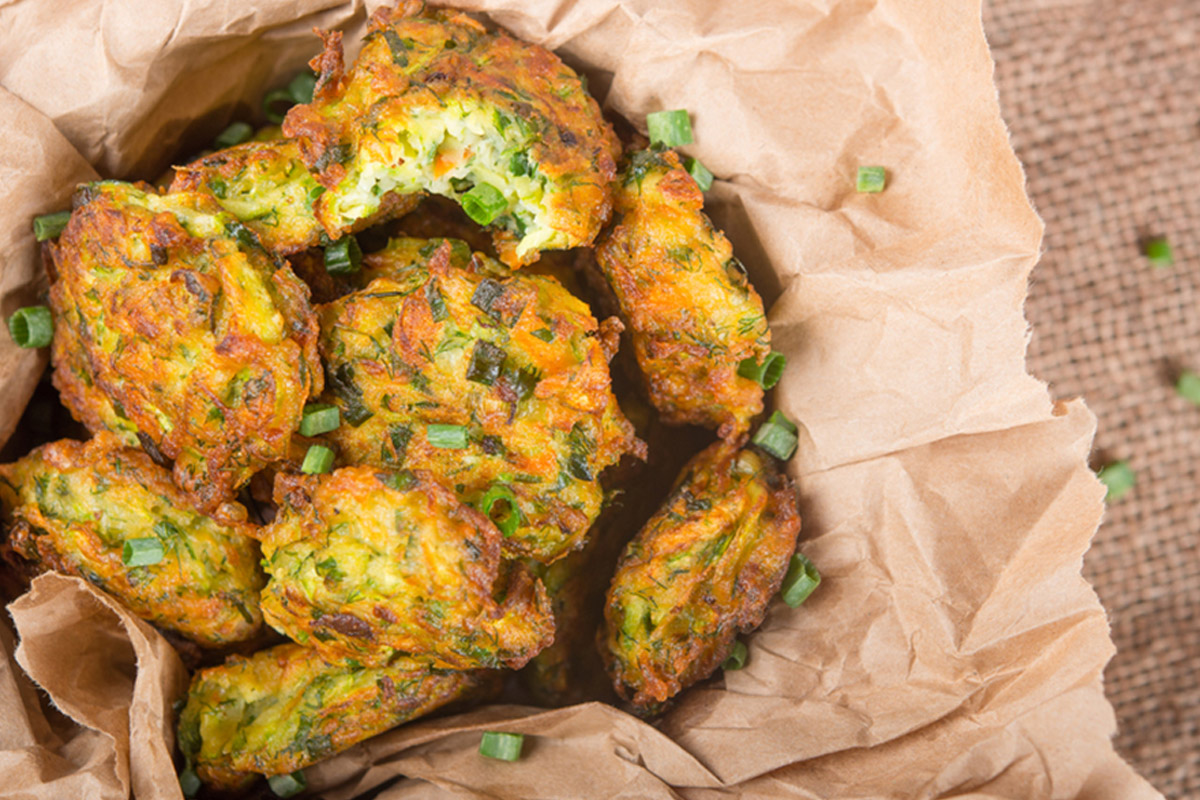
xmin=0 ymin=2 xmax=814 ymax=793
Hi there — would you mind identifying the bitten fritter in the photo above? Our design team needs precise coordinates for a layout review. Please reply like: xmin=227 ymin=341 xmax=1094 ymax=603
xmin=256 ymin=466 xmax=554 ymax=669
xmin=393 ymin=196 xmax=590 ymax=298
xmin=595 ymin=148 xmax=771 ymax=439
xmin=178 ymin=642 xmax=493 ymax=790
xmin=170 ymin=139 xmax=420 ymax=255
xmin=318 ymin=236 xmax=643 ymax=563
xmin=600 ymin=442 xmax=801 ymax=710
xmin=0 ymin=434 xmax=264 ymax=647
xmin=282 ymin=1 xmax=621 ymax=267
xmin=48 ymin=181 xmax=323 ymax=510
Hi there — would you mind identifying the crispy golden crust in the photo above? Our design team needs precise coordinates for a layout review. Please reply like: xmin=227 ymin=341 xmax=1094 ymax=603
xmin=595 ymin=148 xmax=771 ymax=439
xmin=317 ymin=236 xmax=643 ymax=563
xmin=178 ymin=642 xmax=495 ymax=789
xmin=282 ymin=2 xmax=620 ymax=266
xmin=0 ymin=434 xmax=263 ymax=646
xmin=48 ymin=181 xmax=323 ymax=510
xmin=256 ymin=466 xmax=554 ymax=669
xmin=170 ymin=139 xmax=420 ymax=255
xmin=600 ymin=442 xmax=801 ymax=710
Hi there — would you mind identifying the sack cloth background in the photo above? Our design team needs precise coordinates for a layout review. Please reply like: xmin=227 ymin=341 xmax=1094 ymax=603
xmin=0 ymin=0 xmax=1177 ymax=798
xmin=985 ymin=2 xmax=1199 ymax=797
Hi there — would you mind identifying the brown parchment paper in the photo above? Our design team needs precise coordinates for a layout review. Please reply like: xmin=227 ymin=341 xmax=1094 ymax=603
xmin=0 ymin=1 xmax=1164 ymax=798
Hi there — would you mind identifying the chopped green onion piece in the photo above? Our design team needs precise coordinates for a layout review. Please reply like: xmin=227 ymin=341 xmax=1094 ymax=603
xmin=263 ymin=72 xmax=318 ymax=124
xmin=646 ymin=109 xmax=693 ymax=147
xmin=324 ymin=236 xmax=362 ymax=275
xmin=1176 ymin=370 xmax=1200 ymax=405
xmin=530 ymin=327 xmax=555 ymax=342
xmin=461 ymin=183 xmax=507 ymax=225
xmin=8 ymin=306 xmax=54 ymax=348
xmin=501 ymin=362 xmax=541 ymax=402
xmin=477 ymin=482 xmax=525 ymax=537
xmin=178 ymin=765 xmax=201 ymax=798
xmin=301 ymin=444 xmax=335 ymax=474
xmin=33 ymin=210 xmax=71 ymax=241
xmin=214 ymin=121 xmax=253 ymax=149
xmin=722 ymin=639 xmax=748 ymax=671
xmin=683 ymin=156 xmax=714 ymax=191
xmin=299 ymin=403 xmax=341 ymax=436
xmin=856 ymin=166 xmax=887 ymax=193
xmin=466 ymin=340 xmax=507 ymax=386
xmin=1144 ymin=236 xmax=1174 ymax=268
xmin=268 ymin=770 xmax=307 ymax=797
xmin=478 ymin=483 xmax=524 ymax=538
xmin=479 ymin=731 xmax=525 ymax=761
xmin=288 ymin=72 xmax=317 ymax=105
xmin=781 ymin=552 xmax=820 ymax=608
xmin=262 ymin=89 xmax=294 ymax=124
xmin=471 ymin=278 xmax=505 ymax=318
xmin=427 ymin=423 xmax=469 ymax=449
xmin=122 ymin=537 xmax=164 ymax=568
xmin=1097 ymin=460 xmax=1135 ymax=502
xmin=737 ymin=351 xmax=787 ymax=390
xmin=751 ymin=410 xmax=798 ymax=461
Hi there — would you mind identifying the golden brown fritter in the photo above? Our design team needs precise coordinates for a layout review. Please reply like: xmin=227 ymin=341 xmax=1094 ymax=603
xmin=600 ymin=441 xmax=801 ymax=710
xmin=170 ymin=138 xmax=420 ymax=255
xmin=595 ymin=148 xmax=772 ymax=440
xmin=282 ymin=1 xmax=621 ymax=267
xmin=0 ymin=434 xmax=263 ymax=647
xmin=178 ymin=642 xmax=494 ymax=790
xmin=48 ymin=181 xmax=323 ymax=510
xmin=317 ymin=236 xmax=643 ymax=563
xmin=256 ymin=466 xmax=554 ymax=669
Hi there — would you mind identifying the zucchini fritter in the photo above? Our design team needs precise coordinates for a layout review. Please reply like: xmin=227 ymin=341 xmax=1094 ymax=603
xmin=283 ymin=2 xmax=620 ymax=266
xmin=170 ymin=139 xmax=420 ymax=255
xmin=600 ymin=442 xmax=801 ymax=710
xmin=178 ymin=642 xmax=493 ymax=790
xmin=317 ymin=236 xmax=643 ymax=563
xmin=48 ymin=181 xmax=323 ymax=510
xmin=257 ymin=466 xmax=554 ymax=669
xmin=0 ymin=434 xmax=263 ymax=647
xmin=595 ymin=148 xmax=772 ymax=439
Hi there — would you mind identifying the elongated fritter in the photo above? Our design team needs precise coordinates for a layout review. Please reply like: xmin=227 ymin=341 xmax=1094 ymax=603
xmin=595 ymin=148 xmax=771 ymax=439
xmin=257 ymin=466 xmax=554 ymax=668
xmin=171 ymin=139 xmax=420 ymax=255
xmin=178 ymin=642 xmax=494 ymax=790
xmin=318 ymin=236 xmax=643 ymax=563
xmin=600 ymin=442 xmax=801 ymax=710
xmin=48 ymin=181 xmax=323 ymax=510
xmin=0 ymin=434 xmax=263 ymax=646
xmin=283 ymin=2 xmax=620 ymax=266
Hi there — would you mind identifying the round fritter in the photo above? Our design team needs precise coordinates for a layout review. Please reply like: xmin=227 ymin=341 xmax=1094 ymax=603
xmin=178 ymin=642 xmax=495 ymax=790
xmin=256 ymin=466 xmax=554 ymax=669
xmin=600 ymin=442 xmax=801 ymax=710
xmin=282 ymin=1 xmax=621 ymax=267
xmin=0 ymin=434 xmax=264 ymax=647
xmin=595 ymin=148 xmax=772 ymax=440
xmin=48 ymin=181 xmax=323 ymax=510
xmin=317 ymin=236 xmax=643 ymax=563
xmin=170 ymin=138 xmax=420 ymax=255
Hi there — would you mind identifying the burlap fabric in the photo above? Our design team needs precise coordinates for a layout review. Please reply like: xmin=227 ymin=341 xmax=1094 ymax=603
xmin=984 ymin=2 xmax=1199 ymax=797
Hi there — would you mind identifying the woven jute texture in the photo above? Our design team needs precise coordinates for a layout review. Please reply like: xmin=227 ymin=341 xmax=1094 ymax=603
xmin=983 ymin=1 xmax=1199 ymax=797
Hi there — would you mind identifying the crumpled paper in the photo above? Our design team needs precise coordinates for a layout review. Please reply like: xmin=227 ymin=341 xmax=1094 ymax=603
xmin=0 ymin=1 xmax=1163 ymax=798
